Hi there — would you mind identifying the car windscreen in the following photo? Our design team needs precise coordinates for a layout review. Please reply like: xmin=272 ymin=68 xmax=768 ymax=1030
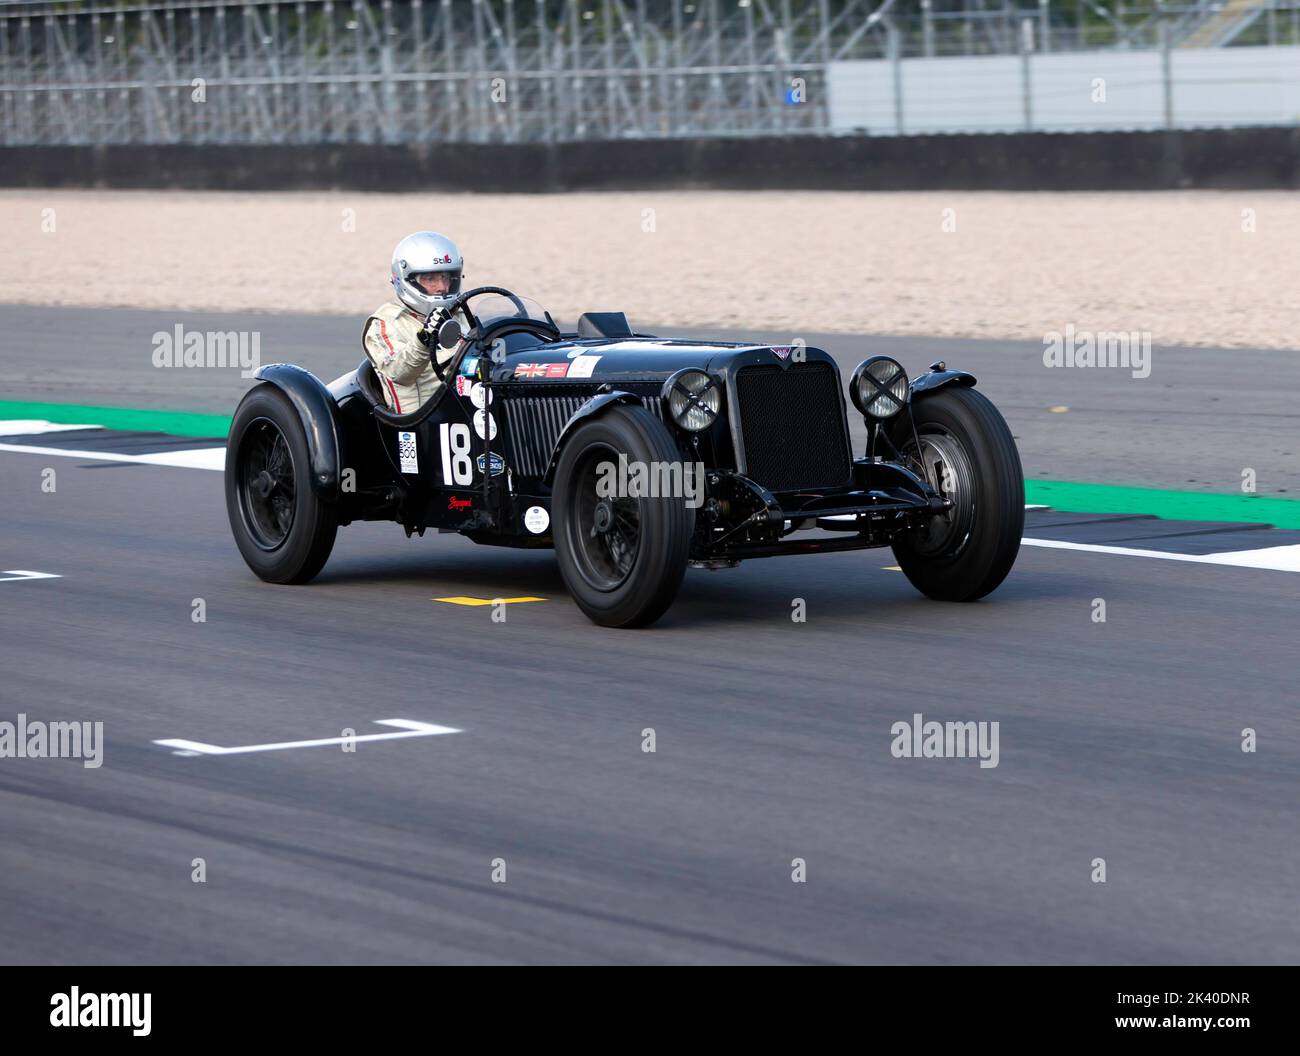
xmin=470 ymin=293 xmax=551 ymax=329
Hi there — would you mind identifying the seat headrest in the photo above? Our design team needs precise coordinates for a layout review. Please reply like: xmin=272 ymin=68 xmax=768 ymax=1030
xmin=576 ymin=312 xmax=633 ymax=339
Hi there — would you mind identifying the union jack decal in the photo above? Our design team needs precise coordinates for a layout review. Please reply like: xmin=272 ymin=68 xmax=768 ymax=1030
xmin=514 ymin=362 xmax=569 ymax=379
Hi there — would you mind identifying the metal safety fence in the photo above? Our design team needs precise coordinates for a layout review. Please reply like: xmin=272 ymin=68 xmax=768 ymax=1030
xmin=2 ymin=0 xmax=1297 ymax=145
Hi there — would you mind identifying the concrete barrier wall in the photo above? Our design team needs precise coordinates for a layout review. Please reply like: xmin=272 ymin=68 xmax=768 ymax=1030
xmin=1 ymin=127 xmax=1298 ymax=192
xmin=828 ymin=46 xmax=1300 ymax=136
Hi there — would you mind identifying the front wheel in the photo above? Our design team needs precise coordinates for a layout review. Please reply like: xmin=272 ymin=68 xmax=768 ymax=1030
xmin=890 ymin=386 xmax=1023 ymax=601
xmin=552 ymin=405 xmax=694 ymax=627
xmin=225 ymin=385 xmax=338 ymax=584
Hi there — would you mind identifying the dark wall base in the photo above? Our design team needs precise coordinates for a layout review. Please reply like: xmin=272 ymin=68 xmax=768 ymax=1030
xmin=2 ymin=128 xmax=1297 ymax=192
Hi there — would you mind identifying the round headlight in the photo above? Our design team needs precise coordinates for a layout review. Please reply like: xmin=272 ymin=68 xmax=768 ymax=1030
xmin=850 ymin=357 xmax=909 ymax=420
xmin=663 ymin=369 xmax=721 ymax=432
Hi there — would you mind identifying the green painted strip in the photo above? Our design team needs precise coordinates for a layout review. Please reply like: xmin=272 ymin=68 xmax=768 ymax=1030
xmin=1025 ymin=480 xmax=1300 ymax=531
xmin=0 ymin=400 xmax=230 ymax=439
xmin=3 ymin=399 xmax=1299 ymax=529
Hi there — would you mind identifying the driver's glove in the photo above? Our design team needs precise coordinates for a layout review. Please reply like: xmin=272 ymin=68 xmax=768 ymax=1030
xmin=416 ymin=307 xmax=452 ymax=348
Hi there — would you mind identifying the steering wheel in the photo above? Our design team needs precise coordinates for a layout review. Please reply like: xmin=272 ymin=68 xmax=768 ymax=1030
xmin=444 ymin=286 xmax=529 ymax=330
xmin=428 ymin=287 xmax=560 ymax=387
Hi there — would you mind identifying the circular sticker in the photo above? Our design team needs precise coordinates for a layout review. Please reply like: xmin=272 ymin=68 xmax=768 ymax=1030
xmin=469 ymin=381 xmax=494 ymax=409
xmin=473 ymin=409 xmax=498 ymax=440
xmin=524 ymin=506 xmax=550 ymax=534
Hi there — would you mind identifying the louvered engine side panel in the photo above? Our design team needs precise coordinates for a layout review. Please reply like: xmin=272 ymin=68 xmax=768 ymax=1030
xmin=501 ymin=393 xmax=666 ymax=481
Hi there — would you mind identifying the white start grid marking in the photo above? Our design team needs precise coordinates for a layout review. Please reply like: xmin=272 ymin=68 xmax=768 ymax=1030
xmin=154 ymin=718 xmax=461 ymax=756
xmin=0 ymin=570 xmax=62 ymax=582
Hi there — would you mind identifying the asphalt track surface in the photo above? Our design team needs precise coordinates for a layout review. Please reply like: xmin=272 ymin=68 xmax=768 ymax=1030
xmin=2 ymin=306 xmax=1298 ymax=964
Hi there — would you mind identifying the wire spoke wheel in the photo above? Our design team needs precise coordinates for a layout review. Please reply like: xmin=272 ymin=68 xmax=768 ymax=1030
xmin=238 ymin=418 xmax=297 ymax=550
xmin=225 ymin=385 xmax=338 ymax=585
xmin=570 ymin=444 xmax=642 ymax=591
xmin=889 ymin=387 xmax=1023 ymax=602
xmin=552 ymin=405 xmax=693 ymax=627
xmin=903 ymin=429 xmax=976 ymax=559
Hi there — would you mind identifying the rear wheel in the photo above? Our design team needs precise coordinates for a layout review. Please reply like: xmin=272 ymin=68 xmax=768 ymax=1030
xmin=891 ymin=386 xmax=1023 ymax=601
xmin=553 ymin=405 xmax=694 ymax=627
xmin=225 ymin=386 xmax=338 ymax=584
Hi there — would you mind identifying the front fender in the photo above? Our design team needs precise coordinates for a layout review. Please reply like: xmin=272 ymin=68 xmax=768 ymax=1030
xmin=542 ymin=390 xmax=641 ymax=487
xmin=248 ymin=363 xmax=342 ymax=501
xmin=910 ymin=368 xmax=976 ymax=399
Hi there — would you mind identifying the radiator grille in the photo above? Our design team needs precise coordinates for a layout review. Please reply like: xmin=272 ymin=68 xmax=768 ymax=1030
xmin=735 ymin=363 xmax=851 ymax=491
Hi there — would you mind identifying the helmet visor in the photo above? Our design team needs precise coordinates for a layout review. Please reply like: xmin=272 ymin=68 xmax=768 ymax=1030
xmin=411 ymin=270 xmax=460 ymax=297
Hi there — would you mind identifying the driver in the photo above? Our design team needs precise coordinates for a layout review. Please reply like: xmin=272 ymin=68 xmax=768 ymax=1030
xmin=363 ymin=231 xmax=468 ymax=413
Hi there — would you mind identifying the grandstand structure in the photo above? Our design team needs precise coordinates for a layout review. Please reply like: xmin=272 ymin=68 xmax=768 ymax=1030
xmin=1 ymin=0 xmax=1298 ymax=145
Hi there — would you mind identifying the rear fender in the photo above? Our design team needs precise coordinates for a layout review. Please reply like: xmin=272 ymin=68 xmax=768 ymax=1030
xmin=247 ymin=363 xmax=342 ymax=501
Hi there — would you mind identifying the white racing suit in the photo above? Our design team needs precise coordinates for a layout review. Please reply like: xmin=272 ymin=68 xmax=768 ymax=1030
xmin=362 ymin=300 xmax=462 ymax=414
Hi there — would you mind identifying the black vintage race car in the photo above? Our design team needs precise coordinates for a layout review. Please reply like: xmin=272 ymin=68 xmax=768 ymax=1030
xmin=225 ymin=286 xmax=1023 ymax=627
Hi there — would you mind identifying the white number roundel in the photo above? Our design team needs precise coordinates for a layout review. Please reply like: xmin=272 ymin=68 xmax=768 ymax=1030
xmin=473 ymin=410 xmax=498 ymax=441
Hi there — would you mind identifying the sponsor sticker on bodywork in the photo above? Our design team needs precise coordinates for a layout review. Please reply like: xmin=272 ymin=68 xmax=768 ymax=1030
xmin=567 ymin=355 xmax=601 ymax=379
xmin=524 ymin=506 xmax=550 ymax=534
xmin=477 ymin=452 xmax=506 ymax=477
xmin=398 ymin=431 xmax=418 ymax=474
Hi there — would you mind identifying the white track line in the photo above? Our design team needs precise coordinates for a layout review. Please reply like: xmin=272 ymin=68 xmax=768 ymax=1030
xmin=1200 ymin=543 xmax=1300 ymax=572
xmin=0 ymin=441 xmax=225 ymax=471
xmin=136 ymin=447 xmax=226 ymax=470
xmin=0 ymin=420 xmax=102 ymax=436
xmin=1021 ymin=538 xmax=1300 ymax=573
xmin=4 ymin=436 xmax=1298 ymax=574
xmin=154 ymin=718 xmax=461 ymax=756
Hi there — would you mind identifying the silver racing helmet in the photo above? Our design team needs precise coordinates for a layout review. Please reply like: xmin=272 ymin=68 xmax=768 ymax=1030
xmin=390 ymin=231 xmax=464 ymax=317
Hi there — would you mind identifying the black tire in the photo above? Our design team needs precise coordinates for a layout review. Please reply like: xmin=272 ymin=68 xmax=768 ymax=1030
xmin=552 ymin=405 xmax=694 ymax=627
xmin=225 ymin=385 xmax=338 ymax=584
xmin=890 ymin=386 xmax=1023 ymax=601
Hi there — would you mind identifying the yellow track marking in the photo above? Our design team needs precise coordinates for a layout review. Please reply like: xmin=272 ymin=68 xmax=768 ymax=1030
xmin=433 ymin=596 xmax=548 ymax=606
